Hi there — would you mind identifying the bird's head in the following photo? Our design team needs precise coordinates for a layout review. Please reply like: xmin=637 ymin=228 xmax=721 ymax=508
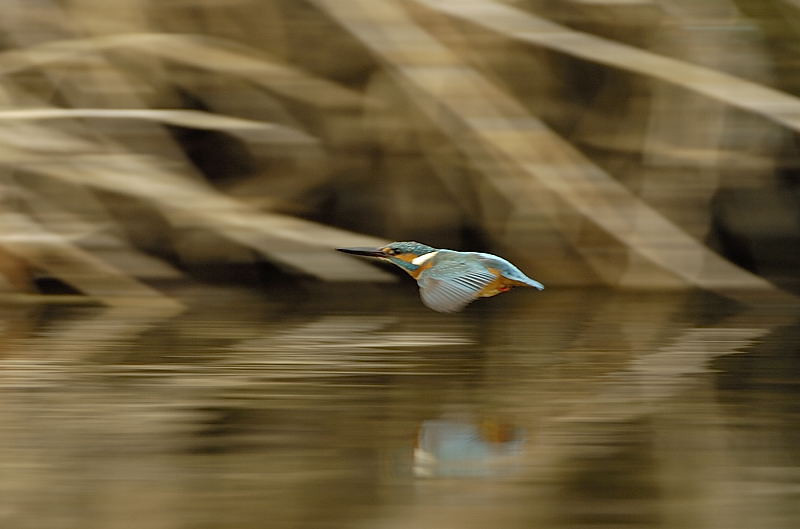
xmin=337 ymin=241 xmax=437 ymax=272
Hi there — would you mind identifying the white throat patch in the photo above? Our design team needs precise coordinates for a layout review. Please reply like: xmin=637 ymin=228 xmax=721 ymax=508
xmin=411 ymin=251 xmax=438 ymax=266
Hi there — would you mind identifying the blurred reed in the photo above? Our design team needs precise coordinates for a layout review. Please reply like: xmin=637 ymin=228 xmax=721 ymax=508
xmin=1 ymin=0 xmax=799 ymax=306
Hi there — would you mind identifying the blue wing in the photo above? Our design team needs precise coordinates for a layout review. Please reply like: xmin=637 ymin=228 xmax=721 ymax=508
xmin=473 ymin=252 xmax=544 ymax=290
xmin=416 ymin=254 xmax=497 ymax=313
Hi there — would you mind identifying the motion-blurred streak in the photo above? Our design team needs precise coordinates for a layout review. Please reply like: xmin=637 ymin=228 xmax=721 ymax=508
xmin=313 ymin=0 xmax=796 ymax=301
xmin=0 ymin=212 xmax=182 ymax=308
xmin=0 ymin=116 xmax=392 ymax=283
xmin=12 ymin=176 xmax=185 ymax=282
xmin=22 ymin=153 xmax=395 ymax=282
xmin=413 ymin=0 xmax=800 ymax=134
xmin=15 ymin=305 xmax=184 ymax=364
xmin=0 ymin=122 xmax=101 ymax=154
xmin=565 ymin=318 xmax=777 ymax=423
xmin=0 ymin=108 xmax=317 ymax=146
xmin=223 ymin=315 xmax=470 ymax=377
xmin=420 ymin=1 xmax=780 ymax=287
xmin=626 ymin=326 xmax=771 ymax=400
xmin=0 ymin=1 xmax=394 ymax=287
xmin=0 ymin=33 xmax=372 ymax=110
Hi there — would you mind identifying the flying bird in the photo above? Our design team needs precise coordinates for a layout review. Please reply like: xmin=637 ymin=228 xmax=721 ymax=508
xmin=337 ymin=241 xmax=544 ymax=313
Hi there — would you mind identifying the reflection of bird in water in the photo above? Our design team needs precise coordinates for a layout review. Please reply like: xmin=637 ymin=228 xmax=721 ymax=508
xmin=413 ymin=417 xmax=525 ymax=478
xmin=337 ymin=241 xmax=544 ymax=313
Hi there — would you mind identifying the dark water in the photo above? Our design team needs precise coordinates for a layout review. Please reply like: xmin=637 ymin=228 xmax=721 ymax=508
xmin=2 ymin=286 xmax=800 ymax=529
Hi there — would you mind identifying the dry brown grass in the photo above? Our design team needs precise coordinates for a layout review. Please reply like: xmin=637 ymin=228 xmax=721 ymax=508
xmin=0 ymin=0 xmax=797 ymax=305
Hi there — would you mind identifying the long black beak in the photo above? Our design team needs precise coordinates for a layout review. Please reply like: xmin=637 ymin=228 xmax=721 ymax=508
xmin=336 ymin=246 xmax=387 ymax=258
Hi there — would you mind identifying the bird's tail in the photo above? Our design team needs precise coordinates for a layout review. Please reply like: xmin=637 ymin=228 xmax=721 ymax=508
xmin=526 ymin=278 xmax=544 ymax=290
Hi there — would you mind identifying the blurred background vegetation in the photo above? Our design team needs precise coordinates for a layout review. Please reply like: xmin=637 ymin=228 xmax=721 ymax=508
xmin=2 ymin=0 xmax=800 ymax=307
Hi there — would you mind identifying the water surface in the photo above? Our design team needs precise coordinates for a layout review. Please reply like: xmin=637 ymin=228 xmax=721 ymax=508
xmin=1 ymin=286 xmax=799 ymax=529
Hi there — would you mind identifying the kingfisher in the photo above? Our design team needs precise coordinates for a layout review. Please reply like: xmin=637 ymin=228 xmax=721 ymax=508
xmin=337 ymin=241 xmax=544 ymax=313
